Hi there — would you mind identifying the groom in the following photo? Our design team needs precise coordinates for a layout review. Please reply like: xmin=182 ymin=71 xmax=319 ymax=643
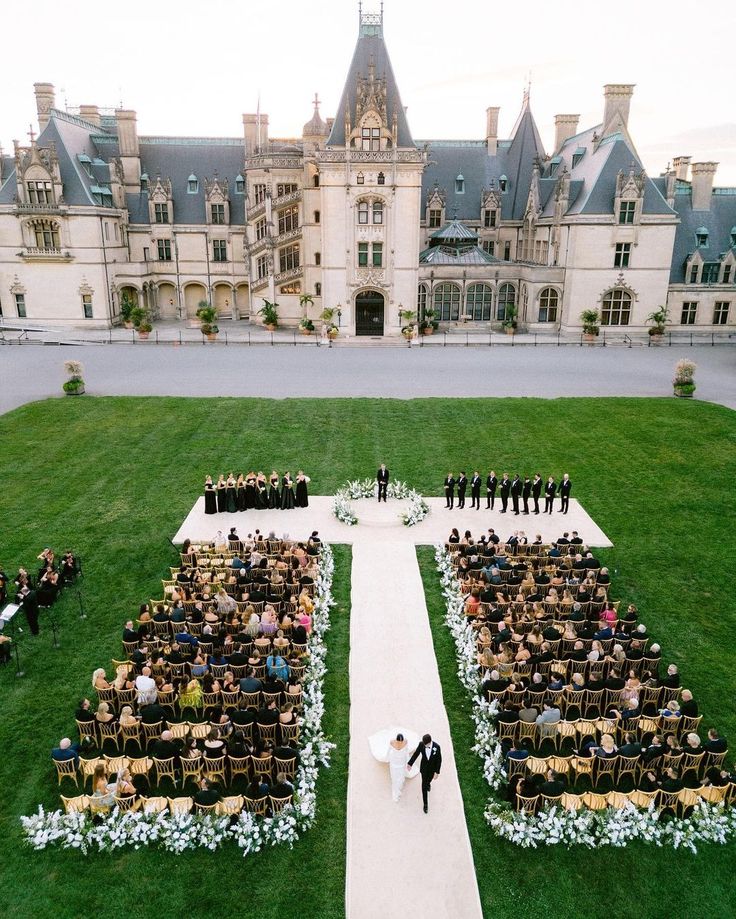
xmin=377 ymin=464 xmax=389 ymax=502
xmin=408 ymin=733 xmax=442 ymax=813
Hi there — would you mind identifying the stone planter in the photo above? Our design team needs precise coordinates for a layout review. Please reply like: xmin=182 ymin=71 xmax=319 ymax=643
xmin=504 ymin=326 xmax=515 ymax=335
xmin=582 ymin=332 xmax=598 ymax=344
xmin=421 ymin=326 xmax=434 ymax=336
xmin=300 ymin=327 xmax=313 ymax=336
xmin=265 ymin=324 xmax=277 ymax=332
xmin=138 ymin=331 xmax=150 ymax=340
xmin=206 ymin=333 xmax=218 ymax=341
xmin=649 ymin=332 xmax=665 ymax=346
xmin=123 ymin=322 xmax=133 ymax=330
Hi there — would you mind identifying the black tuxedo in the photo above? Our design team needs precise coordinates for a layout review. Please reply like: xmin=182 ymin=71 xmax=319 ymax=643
xmin=544 ymin=480 xmax=557 ymax=514
xmin=486 ymin=474 xmax=498 ymax=509
xmin=470 ymin=475 xmax=482 ymax=509
xmin=510 ymin=477 xmax=522 ymax=515
xmin=408 ymin=741 xmax=442 ymax=810
xmin=531 ymin=476 xmax=542 ymax=514
xmin=559 ymin=477 xmax=572 ymax=514
xmin=444 ymin=476 xmax=456 ymax=509
xmin=456 ymin=475 xmax=467 ymax=508
xmin=522 ymin=478 xmax=532 ymax=514
xmin=377 ymin=467 xmax=389 ymax=502
xmin=499 ymin=477 xmax=511 ymax=512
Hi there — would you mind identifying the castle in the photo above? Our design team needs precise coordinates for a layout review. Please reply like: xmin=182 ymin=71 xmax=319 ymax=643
xmin=0 ymin=8 xmax=734 ymax=335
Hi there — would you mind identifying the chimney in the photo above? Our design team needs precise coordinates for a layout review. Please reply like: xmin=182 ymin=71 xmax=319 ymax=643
xmin=554 ymin=114 xmax=580 ymax=152
xmin=672 ymin=155 xmax=691 ymax=182
xmin=115 ymin=109 xmax=140 ymax=190
xmin=690 ymin=162 xmax=717 ymax=210
xmin=79 ymin=104 xmax=101 ymax=128
xmin=33 ymin=82 xmax=55 ymax=132
xmin=603 ymin=84 xmax=635 ymax=130
xmin=243 ymin=113 xmax=269 ymax=155
xmin=486 ymin=107 xmax=500 ymax=155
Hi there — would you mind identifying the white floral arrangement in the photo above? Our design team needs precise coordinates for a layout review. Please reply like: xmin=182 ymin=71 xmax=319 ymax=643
xmin=21 ymin=546 xmax=337 ymax=857
xmin=332 ymin=479 xmax=429 ymax=527
xmin=434 ymin=544 xmax=736 ymax=851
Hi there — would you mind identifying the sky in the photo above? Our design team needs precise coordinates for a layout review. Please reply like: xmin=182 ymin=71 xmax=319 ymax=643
xmin=3 ymin=0 xmax=735 ymax=183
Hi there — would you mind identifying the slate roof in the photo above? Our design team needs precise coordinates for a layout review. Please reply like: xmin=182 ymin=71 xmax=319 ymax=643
xmin=430 ymin=218 xmax=477 ymax=241
xmin=419 ymin=244 xmax=499 ymax=265
xmin=327 ymin=21 xmax=414 ymax=148
xmin=669 ymin=189 xmax=736 ymax=282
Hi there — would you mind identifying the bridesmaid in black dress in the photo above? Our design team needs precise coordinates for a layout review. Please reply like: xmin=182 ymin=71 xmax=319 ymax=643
xmin=281 ymin=472 xmax=296 ymax=509
xmin=204 ymin=475 xmax=217 ymax=515
xmin=295 ymin=471 xmax=310 ymax=508
xmin=245 ymin=472 xmax=257 ymax=510
xmin=216 ymin=475 xmax=227 ymax=513
xmin=256 ymin=472 xmax=269 ymax=509
xmin=226 ymin=473 xmax=238 ymax=513
xmin=268 ymin=470 xmax=281 ymax=509
xmin=236 ymin=474 xmax=247 ymax=511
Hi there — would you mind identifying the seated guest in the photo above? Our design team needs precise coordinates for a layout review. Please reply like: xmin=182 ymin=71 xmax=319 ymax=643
xmin=536 ymin=703 xmax=561 ymax=739
xmin=194 ymin=776 xmax=221 ymax=807
xmin=505 ymin=743 xmax=529 ymax=768
xmin=203 ymin=728 xmax=227 ymax=759
xmin=659 ymin=767 xmax=683 ymax=793
xmin=240 ymin=667 xmax=263 ymax=694
xmin=92 ymin=668 xmax=111 ymax=692
xmin=122 ymin=620 xmax=140 ymax=643
xmin=540 ymin=769 xmax=566 ymax=797
xmin=704 ymin=729 xmax=727 ymax=754
xmin=135 ymin=667 xmax=157 ymax=706
xmin=270 ymin=772 xmax=294 ymax=800
xmin=682 ymin=732 xmax=702 ymax=753
xmin=150 ymin=730 xmax=180 ymax=763
xmin=679 ymin=689 xmax=698 ymax=717
xmin=91 ymin=763 xmax=116 ymax=805
xmin=140 ymin=701 xmax=168 ymax=725
xmin=618 ymin=732 xmax=642 ymax=758
xmin=662 ymin=663 xmax=681 ymax=689
xmin=95 ymin=702 xmax=115 ymax=726
xmin=75 ymin=698 xmax=95 ymax=723
xmin=52 ymin=737 xmax=81 ymax=766
xmin=594 ymin=734 xmax=618 ymax=758
xmin=660 ymin=699 xmax=682 ymax=721
xmin=637 ymin=770 xmax=659 ymax=793
xmin=244 ymin=777 xmax=270 ymax=802
xmin=641 ymin=735 xmax=665 ymax=764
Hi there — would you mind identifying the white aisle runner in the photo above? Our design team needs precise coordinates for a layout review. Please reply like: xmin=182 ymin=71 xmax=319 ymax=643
xmin=346 ymin=538 xmax=483 ymax=919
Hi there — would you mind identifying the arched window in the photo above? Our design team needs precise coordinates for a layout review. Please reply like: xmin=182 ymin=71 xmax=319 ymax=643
xmin=465 ymin=283 xmax=492 ymax=320
xmin=377 ymin=172 xmax=385 ymax=185
xmin=417 ymin=283 xmax=428 ymax=317
xmin=496 ymin=283 xmax=516 ymax=321
xmin=601 ymin=288 xmax=632 ymax=325
xmin=372 ymin=201 xmax=383 ymax=224
xmin=538 ymin=287 xmax=558 ymax=322
xmin=433 ymin=283 xmax=461 ymax=321
xmin=357 ymin=201 xmax=369 ymax=225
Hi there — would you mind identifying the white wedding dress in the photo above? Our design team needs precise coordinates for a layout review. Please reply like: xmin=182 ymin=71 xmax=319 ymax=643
xmin=368 ymin=726 xmax=421 ymax=802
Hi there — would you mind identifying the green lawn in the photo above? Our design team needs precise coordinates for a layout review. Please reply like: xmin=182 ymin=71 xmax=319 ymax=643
xmin=0 ymin=396 xmax=734 ymax=919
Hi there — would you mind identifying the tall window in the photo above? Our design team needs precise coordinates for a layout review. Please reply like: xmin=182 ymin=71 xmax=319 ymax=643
xmin=417 ymin=284 xmax=428 ymax=317
xmin=154 ymin=202 xmax=169 ymax=224
xmin=26 ymin=180 xmax=53 ymax=204
xmin=314 ymin=210 xmax=321 ymax=224
xmin=361 ymin=127 xmax=380 ymax=151
xmin=689 ymin=264 xmax=699 ymax=284
xmin=614 ymin=242 xmax=631 ymax=268
xmin=213 ymin=240 xmax=227 ymax=262
xmin=255 ymin=218 xmax=268 ymax=241
xmin=315 ymin=252 xmax=321 ymax=266
xmin=503 ymin=241 xmax=511 ymax=261
xmin=82 ymin=294 xmax=93 ymax=319
xmin=428 ymin=209 xmax=442 ymax=228
xmin=15 ymin=293 xmax=26 ymax=318
xmin=713 ymin=301 xmax=730 ymax=325
xmin=256 ymin=255 xmax=268 ymax=279
xmin=276 ymin=183 xmax=298 ymax=198
xmin=358 ymin=242 xmax=369 ymax=267
xmin=483 ymin=209 xmax=497 ymax=228
xmin=33 ymin=220 xmax=60 ymax=249
xmin=702 ymin=262 xmax=720 ymax=284
xmin=279 ymin=243 xmax=299 ymax=273
xmin=377 ymin=172 xmax=385 ymax=185
xmin=253 ymin=183 xmax=267 ymax=204
xmin=211 ymin=203 xmax=225 ymax=225
xmin=313 ymin=174 xmax=320 ymax=188
xmin=601 ymin=288 xmax=632 ymax=325
xmin=315 ymin=282 xmax=322 ymax=296
xmin=538 ymin=287 xmax=559 ymax=322
xmin=496 ymin=283 xmax=516 ymax=321
xmin=372 ymin=201 xmax=383 ymax=225
xmin=157 ymin=239 xmax=172 ymax=261
xmin=278 ymin=205 xmax=299 ymax=235
xmin=482 ymin=240 xmax=495 ymax=256
xmin=723 ymin=265 xmax=732 ymax=284
xmin=358 ymin=201 xmax=369 ymax=225
xmin=433 ymin=283 xmax=461 ymax=321
xmin=680 ymin=302 xmax=698 ymax=324
xmin=618 ymin=201 xmax=636 ymax=224
xmin=455 ymin=176 xmax=465 ymax=194
xmin=465 ymin=283 xmax=492 ymax=320
xmin=372 ymin=242 xmax=383 ymax=267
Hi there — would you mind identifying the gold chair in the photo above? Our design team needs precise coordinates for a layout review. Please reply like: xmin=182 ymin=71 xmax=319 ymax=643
xmin=252 ymin=754 xmax=273 ymax=780
xmin=607 ymin=791 xmax=631 ymax=809
xmin=53 ymin=757 xmax=79 ymax=788
xmin=127 ymin=755 xmax=152 ymax=782
xmin=629 ymin=788 xmax=657 ymax=809
xmin=141 ymin=720 xmax=163 ymax=748
xmin=98 ymin=720 xmax=121 ymax=753
xmin=243 ymin=795 xmax=268 ymax=815
xmin=241 ymin=691 xmax=261 ymax=709
xmin=167 ymin=796 xmax=193 ymax=815
xmin=189 ymin=722 xmax=209 ymax=740
xmin=269 ymin=795 xmax=293 ymax=814
xmin=180 ymin=756 xmax=203 ymax=786
xmin=203 ymin=757 xmax=227 ymax=785
xmin=582 ymin=791 xmax=608 ymax=811
xmin=561 ymin=792 xmax=583 ymax=812
xmin=152 ymin=756 xmax=178 ymax=788
xmin=540 ymin=793 xmax=564 ymax=810
xmin=571 ymin=756 xmax=594 ymax=783
xmin=218 ymin=795 xmax=244 ymax=816
xmin=515 ymin=793 xmax=539 ymax=814
xmin=75 ymin=719 xmax=97 ymax=745
xmin=140 ymin=795 xmax=168 ymax=814
xmin=194 ymin=801 xmax=219 ymax=815
xmin=279 ymin=722 xmax=300 ymax=745
xmin=60 ymin=793 xmax=89 ymax=814
xmin=228 ymin=755 xmax=251 ymax=782
xmin=698 ymin=784 xmax=727 ymax=805
xmin=256 ymin=722 xmax=278 ymax=743
xmin=274 ymin=755 xmax=297 ymax=780
xmin=555 ymin=721 xmax=577 ymax=752
xmin=496 ymin=719 xmax=519 ymax=745
xmin=120 ymin=720 xmax=143 ymax=752
xmin=169 ymin=721 xmax=190 ymax=741
xmin=593 ymin=755 xmax=618 ymax=789
xmin=677 ymin=787 xmax=700 ymax=817
xmin=79 ymin=756 xmax=102 ymax=790
xmin=617 ymin=754 xmax=640 ymax=787
xmin=114 ymin=794 xmax=139 ymax=812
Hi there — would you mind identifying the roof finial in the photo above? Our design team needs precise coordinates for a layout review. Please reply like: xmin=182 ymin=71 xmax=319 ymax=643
xmin=27 ymin=123 xmax=36 ymax=144
xmin=313 ymin=92 xmax=321 ymax=112
xmin=452 ymin=204 xmax=459 ymax=219
xmin=523 ymin=72 xmax=531 ymax=106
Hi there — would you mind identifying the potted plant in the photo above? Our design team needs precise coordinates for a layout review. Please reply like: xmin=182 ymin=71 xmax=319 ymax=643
xmin=673 ymin=358 xmax=696 ymax=398
xmin=137 ymin=320 xmax=153 ymax=339
xmin=327 ymin=323 xmax=339 ymax=340
xmin=258 ymin=299 xmax=279 ymax=331
xmin=646 ymin=305 xmax=669 ymax=344
xmin=299 ymin=317 xmax=315 ymax=335
xmin=580 ymin=308 xmax=600 ymax=342
xmin=62 ymin=360 xmax=85 ymax=396
xmin=131 ymin=306 xmax=152 ymax=338
xmin=196 ymin=303 xmax=219 ymax=340
xmin=502 ymin=304 xmax=518 ymax=334
xmin=319 ymin=307 xmax=338 ymax=338
xmin=420 ymin=307 xmax=437 ymax=335
xmin=399 ymin=308 xmax=417 ymax=339
xmin=120 ymin=292 xmax=136 ymax=329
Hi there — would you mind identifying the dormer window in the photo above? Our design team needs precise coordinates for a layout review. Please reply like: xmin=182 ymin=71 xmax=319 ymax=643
xmin=187 ymin=174 xmax=198 ymax=194
xmin=455 ymin=174 xmax=465 ymax=194
xmin=730 ymin=227 xmax=736 ymax=248
xmin=572 ymin=148 xmax=585 ymax=168
xmin=499 ymin=175 xmax=508 ymax=193
xmin=377 ymin=171 xmax=385 ymax=185
xmin=361 ymin=127 xmax=380 ymax=151
xmin=235 ymin=174 xmax=245 ymax=194
xmin=140 ymin=173 xmax=149 ymax=192
xmin=618 ymin=201 xmax=636 ymax=224
xmin=695 ymin=227 xmax=709 ymax=248
xmin=26 ymin=180 xmax=53 ymax=205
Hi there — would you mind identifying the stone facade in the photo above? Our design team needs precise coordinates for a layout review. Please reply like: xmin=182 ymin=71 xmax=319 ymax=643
xmin=0 ymin=11 xmax=734 ymax=334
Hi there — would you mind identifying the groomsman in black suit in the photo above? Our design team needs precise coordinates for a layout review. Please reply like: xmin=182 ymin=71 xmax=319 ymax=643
xmin=486 ymin=471 xmax=498 ymax=509
xmin=407 ymin=734 xmax=442 ymax=813
xmin=510 ymin=475 xmax=522 ymax=515
xmin=522 ymin=476 xmax=532 ymax=514
xmin=377 ymin=464 xmax=389 ymax=502
xmin=499 ymin=474 xmax=511 ymax=513
xmin=559 ymin=473 xmax=572 ymax=514
xmin=470 ymin=472 xmax=482 ymax=509
xmin=544 ymin=476 xmax=557 ymax=514
xmin=444 ymin=473 xmax=456 ymax=509
xmin=532 ymin=474 xmax=543 ymax=514
xmin=456 ymin=472 xmax=468 ymax=509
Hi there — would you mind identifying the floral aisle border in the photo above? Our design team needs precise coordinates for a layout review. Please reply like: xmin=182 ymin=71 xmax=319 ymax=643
xmin=332 ymin=478 xmax=429 ymax=527
xmin=20 ymin=546 xmax=337 ymax=856
xmin=434 ymin=544 xmax=736 ymax=852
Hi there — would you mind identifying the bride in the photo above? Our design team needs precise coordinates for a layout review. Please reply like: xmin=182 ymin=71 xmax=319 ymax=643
xmin=368 ymin=726 xmax=420 ymax=802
